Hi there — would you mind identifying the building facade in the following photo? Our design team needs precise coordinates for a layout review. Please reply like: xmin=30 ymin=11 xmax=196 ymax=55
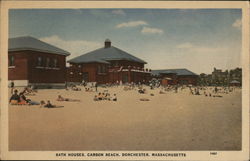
xmin=67 ymin=39 xmax=151 ymax=84
xmin=8 ymin=36 xmax=70 ymax=88
xmin=151 ymin=69 xmax=198 ymax=85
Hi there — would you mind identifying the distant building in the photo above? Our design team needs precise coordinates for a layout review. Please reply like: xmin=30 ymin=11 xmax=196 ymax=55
xmin=151 ymin=69 xmax=198 ymax=85
xmin=8 ymin=36 xmax=70 ymax=88
xmin=67 ymin=39 xmax=151 ymax=84
xmin=198 ymin=67 xmax=242 ymax=86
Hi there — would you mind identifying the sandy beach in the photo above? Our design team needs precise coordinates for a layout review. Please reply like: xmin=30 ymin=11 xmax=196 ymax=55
xmin=9 ymin=86 xmax=241 ymax=151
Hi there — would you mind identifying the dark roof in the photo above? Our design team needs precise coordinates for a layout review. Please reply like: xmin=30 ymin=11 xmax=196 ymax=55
xmin=9 ymin=36 xmax=70 ymax=56
xmin=152 ymin=69 xmax=198 ymax=76
xmin=68 ymin=46 xmax=147 ymax=64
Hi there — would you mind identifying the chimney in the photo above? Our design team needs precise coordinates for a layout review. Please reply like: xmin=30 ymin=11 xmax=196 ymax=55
xmin=104 ymin=39 xmax=111 ymax=48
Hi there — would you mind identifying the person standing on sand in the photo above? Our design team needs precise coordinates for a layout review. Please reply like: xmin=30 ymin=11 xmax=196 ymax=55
xmin=215 ymin=87 xmax=218 ymax=94
xmin=10 ymin=80 xmax=14 ymax=94
xmin=175 ymin=86 xmax=178 ymax=93
xmin=95 ymin=82 xmax=98 ymax=92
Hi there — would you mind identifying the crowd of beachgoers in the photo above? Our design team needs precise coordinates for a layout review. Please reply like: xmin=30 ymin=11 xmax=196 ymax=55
xmin=9 ymin=80 xmax=241 ymax=108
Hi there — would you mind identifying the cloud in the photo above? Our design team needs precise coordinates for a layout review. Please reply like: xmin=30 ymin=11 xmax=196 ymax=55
xmin=112 ymin=10 xmax=126 ymax=16
xmin=40 ymin=35 xmax=102 ymax=60
xmin=116 ymin=20 xmax=148 ymax=28
xmin=176 ymin=42 xmax=226 ymax=53
xmin=232 ymin=19 xmax=242 ymax=30
xmin=141 ymin=27 xmax=164 ymax=35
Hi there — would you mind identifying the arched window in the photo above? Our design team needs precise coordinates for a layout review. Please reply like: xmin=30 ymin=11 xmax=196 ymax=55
xmin=37 ymin=57 xmax=42 ymax=66
xmin=9 ymin=56 xmax=15 ymax=66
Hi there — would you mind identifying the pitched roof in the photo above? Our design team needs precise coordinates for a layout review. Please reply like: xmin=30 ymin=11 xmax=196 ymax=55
xmin=152 ymin=69 xmax=198 ymax=76
xmin=68 ymin=46 xmax=147 ymax=64
xmin=8 ymin=36 xmax=70 ymax=56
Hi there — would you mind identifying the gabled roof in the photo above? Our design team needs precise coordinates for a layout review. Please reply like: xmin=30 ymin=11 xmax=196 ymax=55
xmin=68 ymin=46 xmax=147 ymax=64
xmin=8 ymin=36 xmax=70 ymax=56
xmin=152 ymin=69 xmax=198 ymax=76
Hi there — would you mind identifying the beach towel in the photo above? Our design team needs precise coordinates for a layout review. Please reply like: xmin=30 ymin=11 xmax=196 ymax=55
xmin=10 ymin=100 xmax=18 ymax=105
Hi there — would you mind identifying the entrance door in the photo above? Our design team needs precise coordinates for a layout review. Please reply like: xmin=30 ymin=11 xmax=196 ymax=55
xmin=122 ymin=74 xmax=128 ymax=83
xmin=82 ymin=72 xmax=89 ymax=82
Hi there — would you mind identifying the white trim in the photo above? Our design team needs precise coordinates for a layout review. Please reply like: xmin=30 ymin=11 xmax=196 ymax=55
xmin=35 ymin=66 xmax=60 ymax=70
xmin=35 ymin=66 xmax=44 ymax=69
xmin=8 ymin=66 xmax=15 ymax=68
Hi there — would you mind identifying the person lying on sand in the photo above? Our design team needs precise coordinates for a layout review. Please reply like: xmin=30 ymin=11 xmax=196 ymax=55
xmin=22 ymin=87 xmax=36 ymax=96
xmin=42 ymin=100 xmax=63 ymax=108
xmin=213 ymin=95 xmax=223 ymax=98
xmin=159 ymin=90 xmax=165 ymax=94
xmin=9 ymin=89 xmax=20 ymax=105
xmin=140 ymin=98 xmax=150 ymax=101
xmin=56 ymin=95 xmax=80 ymax=102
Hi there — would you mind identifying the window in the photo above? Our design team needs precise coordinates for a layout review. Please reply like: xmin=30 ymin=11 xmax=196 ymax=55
xmin=9 ymin=56 xmax=15 ymax=66
xmin=46 ymin=58 xmax=50 ymax=67
xmin=37 ymin=57 xmax=42 ymax=66
xmin=103 ymin=65 xmax=107 ymax=73
xmin=101 ymin=65 xmax=105 ymax=73
xmin=54 ymin=58 xmax=58 ymax=68
xmin=98 ymin=65 xmax=101 ymax=73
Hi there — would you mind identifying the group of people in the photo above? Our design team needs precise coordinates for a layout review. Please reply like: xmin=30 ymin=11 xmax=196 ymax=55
xmin=9 ymin=89 xmax=40 ymax=105
xmin=93 ymin=92 xmax=117 ymax=101
xmin=9 ymin=89 xmax=60 ymax=107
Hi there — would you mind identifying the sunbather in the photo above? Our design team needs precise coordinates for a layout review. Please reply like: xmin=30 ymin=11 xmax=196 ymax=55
xmin=9 ymin=90 xmax=20 ymax=105
xmin=56 ymin=95 xmax=80 ymax=102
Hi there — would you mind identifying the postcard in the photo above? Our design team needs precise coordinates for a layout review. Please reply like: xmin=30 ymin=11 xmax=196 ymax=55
xmin=0 ymin=1 xmax=249 ymax=160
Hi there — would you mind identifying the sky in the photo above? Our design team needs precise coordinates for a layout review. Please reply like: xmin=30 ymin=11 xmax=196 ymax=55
xmin=9 ymin=9 xmax=242 ymax=74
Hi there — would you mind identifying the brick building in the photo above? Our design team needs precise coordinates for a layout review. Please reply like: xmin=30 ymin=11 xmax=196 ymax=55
xmin=8 ymin=36 xmax=70 ymax=88
xmin=67 ymin=39 xmax=151 ymax=84
xmin=151 ymin=69 xmax=198 ymax=85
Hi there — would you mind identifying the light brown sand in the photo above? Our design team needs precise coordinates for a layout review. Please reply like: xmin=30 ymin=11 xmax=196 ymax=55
xmin=9 ymin=86 xmax=241 ymax=151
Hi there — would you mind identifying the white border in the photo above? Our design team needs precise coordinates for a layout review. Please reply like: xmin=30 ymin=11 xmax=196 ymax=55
xmin=0 ymin=1 xmax=249 ymax=160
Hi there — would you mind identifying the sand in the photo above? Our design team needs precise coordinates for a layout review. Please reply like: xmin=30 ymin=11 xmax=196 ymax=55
xmin=8 ymin=86 xmax=242 ymax=151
